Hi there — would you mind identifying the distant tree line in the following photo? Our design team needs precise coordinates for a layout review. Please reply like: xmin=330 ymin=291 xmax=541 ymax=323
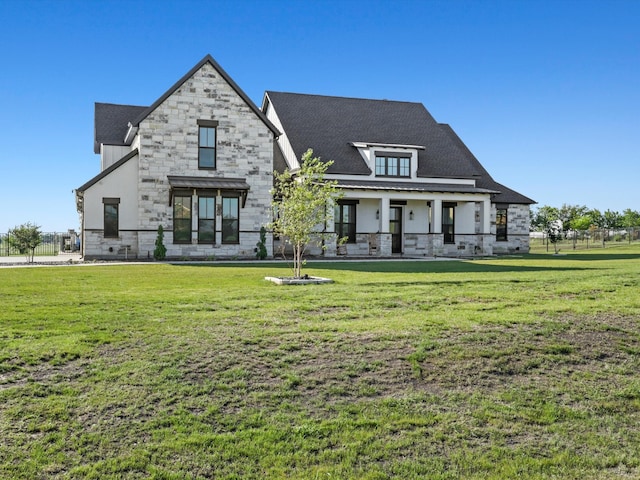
xmin=530 ymin=204 xmax=640 ymax=235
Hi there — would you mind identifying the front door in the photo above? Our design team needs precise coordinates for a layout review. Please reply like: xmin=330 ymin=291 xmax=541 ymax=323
xmin=389 ymin=206 xmax=402 ymax=254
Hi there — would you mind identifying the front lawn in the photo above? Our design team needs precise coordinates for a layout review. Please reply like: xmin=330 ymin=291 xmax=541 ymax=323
xmin=1 ymin=247 xmax=639 ymax=479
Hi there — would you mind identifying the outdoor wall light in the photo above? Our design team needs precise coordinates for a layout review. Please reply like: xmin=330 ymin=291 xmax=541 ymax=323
xmin=409 ymin=210 xmax=414 ymax=220
xmin=376 ymin=209 xmax=379 ymax=220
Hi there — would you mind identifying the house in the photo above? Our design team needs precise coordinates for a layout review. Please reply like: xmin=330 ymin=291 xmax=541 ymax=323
xmin=263 ymin=91 xmax=535 ymax=257
xmin=75 ymin=55 xmax=279 ymax=260
xmin=76 ymin=54 xmax=534 ymax=260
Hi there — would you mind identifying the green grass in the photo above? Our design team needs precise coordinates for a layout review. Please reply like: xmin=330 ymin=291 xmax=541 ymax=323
xmin=1 ymin=246 xmax=639 ymax=479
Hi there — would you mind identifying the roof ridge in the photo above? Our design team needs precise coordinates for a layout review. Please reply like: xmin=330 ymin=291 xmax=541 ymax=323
xmin=95 ymin=101 xmax=148 ymax=108
xmin=266 ymin=90 xmax=424 ymax=106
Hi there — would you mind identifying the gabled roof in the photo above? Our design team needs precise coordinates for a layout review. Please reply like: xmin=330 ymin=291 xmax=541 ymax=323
xmin=438 ymin=124 xmax=535 ymax=205
xmin=94 ymin=55 xmax=279 ymax=154
xmin=94 ymin=103 xmax=147 ymax=153
xmin=266 ymin=91 xmax=534 ymax=205
xmin=264 ymin=91 xmax=483 ymax=178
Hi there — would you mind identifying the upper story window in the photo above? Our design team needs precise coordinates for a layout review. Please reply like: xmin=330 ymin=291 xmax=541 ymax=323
xmin=197 ymin=120 xmax=218 ymax=169
xmin=374 ymin=154 xmax=410 ymax=177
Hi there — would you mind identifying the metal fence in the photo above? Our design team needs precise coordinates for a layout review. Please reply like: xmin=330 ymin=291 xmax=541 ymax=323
xmin=530 ymin=227 xmax=640 ymax=251
xmin=0 ymin=232 xmax=80 ymax=257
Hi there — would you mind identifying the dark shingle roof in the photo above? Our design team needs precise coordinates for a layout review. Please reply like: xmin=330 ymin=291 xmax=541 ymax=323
xmin=266 ymin=91 xmax=534 ymax=205
xmin=438 ymin=124 xmax=535 ymax=204
xmin=94 ymin=103 xmax=147 ymax=153
xmin=265 ymin=91 xmax=483 ymax=178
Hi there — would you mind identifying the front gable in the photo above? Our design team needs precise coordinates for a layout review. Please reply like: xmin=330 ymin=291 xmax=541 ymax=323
xmin=79 ymin=54 xmax=277 ymax=260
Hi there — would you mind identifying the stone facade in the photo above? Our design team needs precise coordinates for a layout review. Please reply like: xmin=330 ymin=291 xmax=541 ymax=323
xmin=492 ymin=204 xmax=531 ymax=254
xmin=135 ymin=62 xmax=274 ymax=259
xmin=78 ymin=57 xmax=275 ymax=260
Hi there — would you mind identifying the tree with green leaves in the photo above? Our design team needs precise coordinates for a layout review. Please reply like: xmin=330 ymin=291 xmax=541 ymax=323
xmin=621 ymin=208 xmax=640 ymax=243
xmin=270 ymin=149 xmax=342 ymax=278
xmin=531 ymin=206 xmax=561 ymax=252
xmin=8 ymin=222 xmax=42 ymax=263
xmin=558 ymin=204 xmax=589 ymax=238
xmin=621 ymin=208 xmax=640 ymax=228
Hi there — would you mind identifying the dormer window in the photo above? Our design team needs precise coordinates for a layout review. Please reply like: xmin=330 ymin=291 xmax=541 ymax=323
xmin=375 ymin=153 xmax=411 ymax=177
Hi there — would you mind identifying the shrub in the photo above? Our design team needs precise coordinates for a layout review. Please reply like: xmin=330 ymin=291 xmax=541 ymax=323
xmin=154 ymin=225 xmax=167 ymax=260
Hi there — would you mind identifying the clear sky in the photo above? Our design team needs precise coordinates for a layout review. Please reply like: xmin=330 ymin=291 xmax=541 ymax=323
xmin=0 ymin=0 xmax=638 ymax=232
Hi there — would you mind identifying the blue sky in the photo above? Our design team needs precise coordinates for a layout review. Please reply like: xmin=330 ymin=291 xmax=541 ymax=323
xmin=0 ymin=0 xmax=638 ymax=232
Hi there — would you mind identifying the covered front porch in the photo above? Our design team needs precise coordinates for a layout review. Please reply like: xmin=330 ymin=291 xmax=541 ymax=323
xmin=321 ymin=188 xmax=495 ymax=258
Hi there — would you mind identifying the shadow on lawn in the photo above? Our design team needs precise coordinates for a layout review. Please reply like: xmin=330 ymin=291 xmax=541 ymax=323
xmin=309 ymin=260 xmax=592 ymax=275
xmin=528 ymin=253 xmax=640 ymax=262
xmin=176 ymin=251 xmax=638 ymax=275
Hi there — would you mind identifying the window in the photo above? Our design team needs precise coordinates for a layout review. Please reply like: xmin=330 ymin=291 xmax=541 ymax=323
xmin=222 ymin=197 xmax=239 ymax=244
xmin=375 ymin=155 xmax=410 ymax=177
xmin=198 ymin=196 xmax=215 ymax=243
xmin=334 ymin=202 xmax=357 ymax=243
xmin=103 ymin=198 xmax=120 ymax=238
xmin=198 ymin=120 xmax=218 ymax=169
xmin=442 ymin=203 xmax=455 ymax=244
xmin=173 ymin=194 xmax=192 ymax=243
xmin=496 ymin=206 xmax=508 ymax=241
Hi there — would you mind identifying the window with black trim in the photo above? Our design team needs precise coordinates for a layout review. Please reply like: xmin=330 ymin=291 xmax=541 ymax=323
xmin=103 ymin=198 xmax=120 ymax=238
xmin=173 ymin=194 xmax=192 ymax=243
xmin=496 ymin=207 xmax=508 ymax=242
xmin=198 ymin=196 xmax=215 ymax=243
xmin=334 ymin=201 xmax=356 ymax=243
xmin=198 ymin=120 xmax=218 ymax=169
xmin=375 ymin=155 xmax=410 ymax=177
xmin=442 ymin=203 xmax=455 ymax=244
xmin=222 ymin=196 xmax=239 ymax=244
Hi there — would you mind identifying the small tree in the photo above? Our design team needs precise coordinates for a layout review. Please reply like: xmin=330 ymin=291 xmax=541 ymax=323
xmin=8 ymin=222 xmax=42 ymax=263
xmin=153 ymin=225 xmax=167 ymax=260
xmin=547 ymin=221 xmax=562 ymax=254
xmin=256 ymin=226 xmax=268 ymax=260
xmin=270 ymin=149 xmax=342 ymax=278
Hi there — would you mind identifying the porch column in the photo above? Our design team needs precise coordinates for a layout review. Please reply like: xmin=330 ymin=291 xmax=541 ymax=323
xmin=432 ymin=199 xmax=442 ymax=233
xmin=380 ymin=197 xmax=390 ymax=232
xmin=192 ymin=189 xmax=198 ymax=244
xmin=482 ymin=199 xmax=491 ymax=234
xmin=325 ymin=198 xmax=337 ymax=256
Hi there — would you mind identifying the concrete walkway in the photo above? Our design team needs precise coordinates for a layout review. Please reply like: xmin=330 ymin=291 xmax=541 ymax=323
xmin=0 ymin=253 xmax=83 ymax=267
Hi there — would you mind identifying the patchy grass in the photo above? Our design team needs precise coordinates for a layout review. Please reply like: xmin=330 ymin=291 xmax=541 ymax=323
xmin=1 ymin=246 xmax=639 ymax=479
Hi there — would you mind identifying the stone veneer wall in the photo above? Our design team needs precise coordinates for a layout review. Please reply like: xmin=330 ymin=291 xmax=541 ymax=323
xmin=492 ymin=204 xmax=531 ymax=254
xmin=135 ymin=62 xmax=274 ymax=259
